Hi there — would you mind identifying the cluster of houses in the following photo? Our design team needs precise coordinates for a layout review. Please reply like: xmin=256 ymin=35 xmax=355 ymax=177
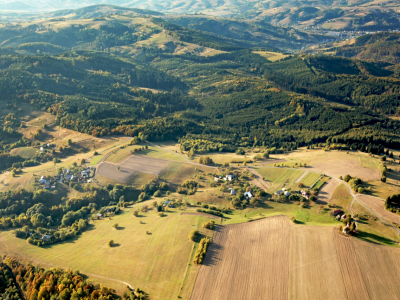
xmin=214 ymin=174 xmax=235 ymax=183
xmin=63 ymin=168 xmax=93 ymax=183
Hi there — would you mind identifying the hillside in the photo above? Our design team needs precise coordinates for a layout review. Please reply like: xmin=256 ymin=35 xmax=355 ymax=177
xmin=2 ymin=0 xmax=400 ymax=31
xmin=0 ymin=13 xmax=328 ymax=55
xmin=335 ymin=32 xmax=400 ymax=64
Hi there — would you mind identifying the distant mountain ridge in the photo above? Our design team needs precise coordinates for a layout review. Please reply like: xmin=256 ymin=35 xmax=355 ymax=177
xmin=2 ymin=0 xmax=399 ymax=31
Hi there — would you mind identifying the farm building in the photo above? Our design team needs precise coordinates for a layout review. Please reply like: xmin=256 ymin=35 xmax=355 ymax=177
xmin=65 ymin=174 xmax=74 ymax=180
xmin=231 ymin=190 xmax=237 ymax=195
xmin=284 ymin=191 xmax=291 ymax=197
xmin=244 ymin=192 xmax=253 ymax=199
xmin=42 ymin=235 xmax=51 ymax=240
xmin=44 ymin=182 xmax=50 ymax=189
xmin=224 ymin=175 xmax=234 ymax=181
xmin=275 ymin=190 xmax=283 ymax=195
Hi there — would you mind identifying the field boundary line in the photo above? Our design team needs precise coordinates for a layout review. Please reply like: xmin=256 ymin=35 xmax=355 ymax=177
xmin=295 ymin=171 xmax=309 ymax=183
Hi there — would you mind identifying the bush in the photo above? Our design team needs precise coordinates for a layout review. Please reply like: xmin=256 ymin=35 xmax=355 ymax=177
xmin=158 ymin=212 xmax=164 ymax=217
xmin=290 ymin=216 xmax=296 ymax=223
xmin=309 ymin=195 xmax=317 ymax=202
xmin=188 ymin=230 xmax=199 ymax=241
xmin=133 ymin=210 xmax=139 ymax=217
xmin=344 ymin=174 xmax=352 ymax=182
xmin=202 ymin=220 xmax=215 ymax=230
xmin=108 ymin=240 xmax=114 ymax=247
xmin=193 ymin=237 xmax=211 ymax=265
xmin=381 ymin=177 xmax=387 ymax=182
xmin=153 ymin=190 xmax=162 ymax=197
xmin=112 ymin=223 xmax=118 ymax=229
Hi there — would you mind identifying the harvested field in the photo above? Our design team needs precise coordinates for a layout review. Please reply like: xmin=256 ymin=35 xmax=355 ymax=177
xmin=192 ymin=215 xmax=400 ymax=300
xmin=181 ymin=212 xmax=221 ymax=219
xmin=96 ymin=162 xmax=135 ymax=182
xmin=353 ymin=239 xmax=400 ymax=299
xmin=191 ymin=215 xmax=291 ymax=300
xmin=357 ymin=194 xmax=400 ymax=225
xmin=317 ymin=178 xmax=341 ymax=204
xmin=96 ymin=156 xmax=169 ymax=182
xmin=288 ymin=226 xmax=347 ymax=300
xmin=333 ymin=234 xmax=370 ymax=300
xmin=305 ymin=160 xmax=380 ymax=181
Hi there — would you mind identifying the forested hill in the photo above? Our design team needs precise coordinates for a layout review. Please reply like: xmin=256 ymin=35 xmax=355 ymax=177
xmin=0 ymin=13 xmax=323 ymax=54
xmin=2 ymin=49 xmax=400 ymax=163
xmin=335 ymin=32 xmax=400 ymax=64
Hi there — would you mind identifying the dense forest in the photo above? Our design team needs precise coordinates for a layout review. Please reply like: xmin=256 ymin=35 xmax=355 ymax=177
xmin=2 ymin=258 xmax=147 ymax=300
xmin=1 ymin=46 xmax=400 ymax=170
xmin=335 ymin=32 xmax=400 ymax=64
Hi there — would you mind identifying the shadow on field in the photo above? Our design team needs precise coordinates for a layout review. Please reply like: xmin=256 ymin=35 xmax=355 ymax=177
xmin=202 ymin=227 xmax=223 ymax=267
xmin=357 ymin=231 xmax=398 ymax=246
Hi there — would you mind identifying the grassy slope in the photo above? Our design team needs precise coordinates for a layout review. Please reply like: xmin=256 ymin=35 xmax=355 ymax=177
xmin=300 ymin=172 xmax=321 ymax=187
xmin=10 ymin=147 xmax=38 ymax=159
xmin=106 ymin=145 xmax=186 ymax=164
xmin=257 ymin=168 xmax=304 ymax=193
xmin=0 ymin=203 xmax=213 ymax=300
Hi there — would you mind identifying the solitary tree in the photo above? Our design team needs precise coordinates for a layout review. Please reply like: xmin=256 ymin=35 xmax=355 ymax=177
xmin=108 ymin=240 xmax=114 ymax=247
xmin=133 ymin=210 xmax=139 ymax=217
xmin=67 ymin=139 xmax=72 ymax=145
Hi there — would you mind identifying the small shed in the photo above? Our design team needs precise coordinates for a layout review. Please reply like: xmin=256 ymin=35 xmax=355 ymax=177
xmin=231 ymin=190 xmax=237 ymax=195
xmin=42 ymin=235 xmax=51 ymax=240
xmin=275 ymin=190 xmax=283 ymax=195
xmin=44 ymin=182 xmax=50 ymax=189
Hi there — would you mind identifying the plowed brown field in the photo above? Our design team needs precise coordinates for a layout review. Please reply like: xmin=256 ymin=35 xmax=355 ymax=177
xmin=191 ymin=216 xmax=291 ymax=300
xmin=191 ymin=215 xmax=400 ymax=300
xmin=317 ymin=178 xmax=341 ymax=204
xmin=289 ymin=226 xmax=346 ymax=300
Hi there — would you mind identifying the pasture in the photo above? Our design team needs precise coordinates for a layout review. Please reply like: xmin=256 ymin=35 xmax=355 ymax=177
xmin=298 ymin=172 xmax=321 ymax=187
xmin=10 ymin=147 xmax=38 ymax=159
xmin=105 ymin=144 xmax=186 ymax=164
xmin=255 ymin=168 xmax=304 ymax=193
xmin=253 ymin=51 xmax=289 ymax=62
xmin=192 ymin=215 xmax=400 ymax=300
xmin=0 ymin=204 xmax=214 ymax=300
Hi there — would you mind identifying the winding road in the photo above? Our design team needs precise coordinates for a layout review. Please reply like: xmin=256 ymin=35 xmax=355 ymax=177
xmin=145 ymin=143 xmax=400 ymax=236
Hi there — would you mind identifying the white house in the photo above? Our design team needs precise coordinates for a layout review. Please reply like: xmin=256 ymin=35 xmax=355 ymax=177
xmin=244 ymin=191 xmax=253 ymax=199
xmin=284 ymin=191 xmax=291 ymax=197
xmin=224 ymin=175 xmax=234 ymax=181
